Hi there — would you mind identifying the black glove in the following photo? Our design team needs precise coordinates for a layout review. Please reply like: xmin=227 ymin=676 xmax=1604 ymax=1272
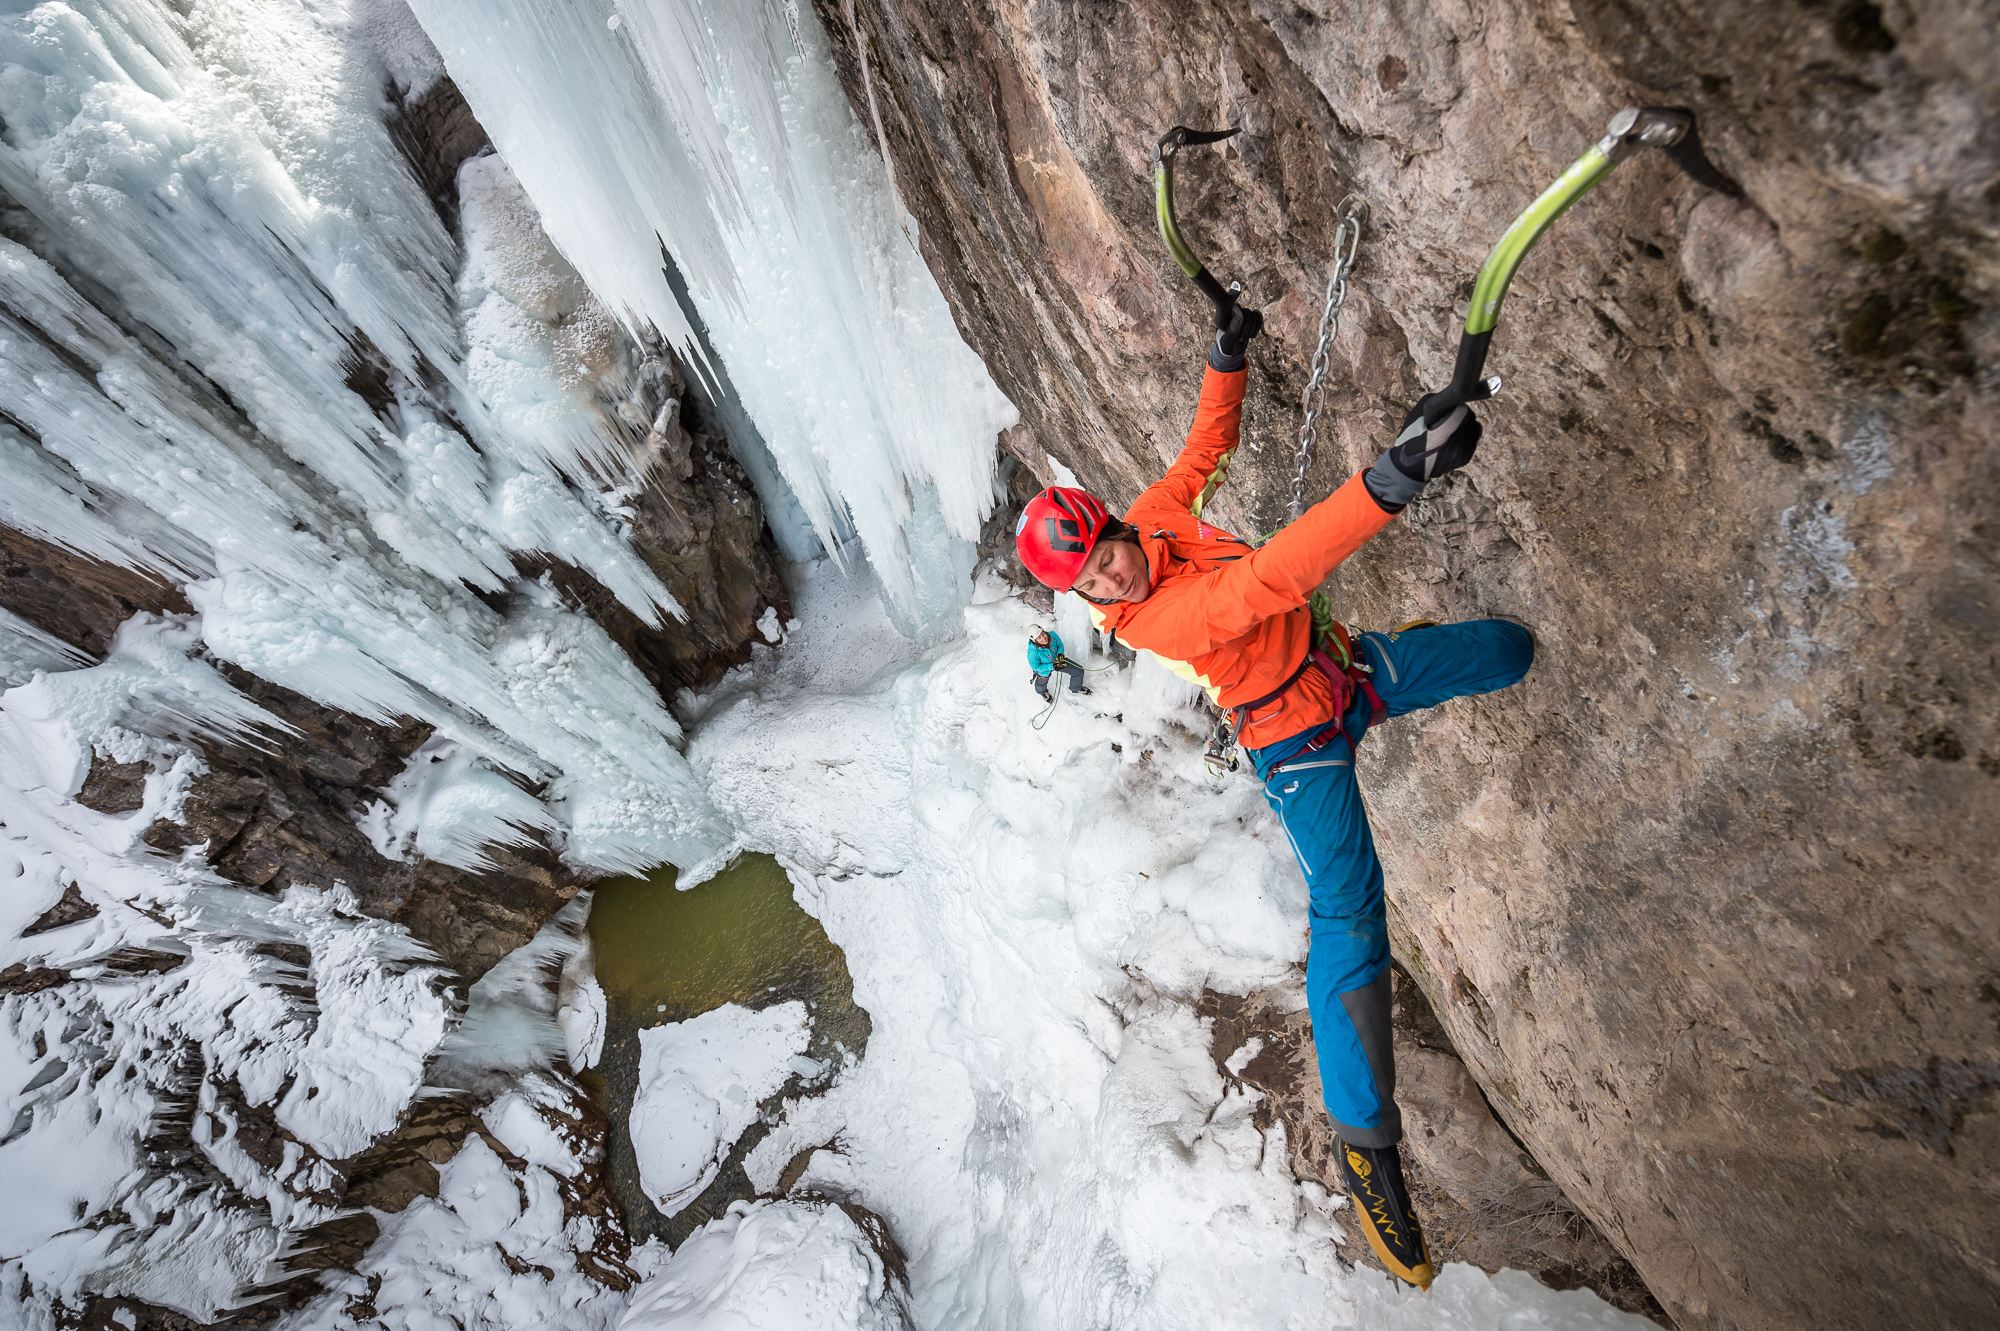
xmin=1209 ymin=299 xmax=1263 ymax=370
xmin=1364 ymin=395 xmax=1483 ymax=511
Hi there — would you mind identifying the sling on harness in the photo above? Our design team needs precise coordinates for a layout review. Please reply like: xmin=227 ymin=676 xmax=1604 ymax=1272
xmin=1204 ymin=622 xmax=1385 ymax=778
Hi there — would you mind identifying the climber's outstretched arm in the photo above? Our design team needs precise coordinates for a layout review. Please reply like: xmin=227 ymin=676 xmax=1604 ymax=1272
xmin=1130 ymin=359 xmax=1246 ymax=522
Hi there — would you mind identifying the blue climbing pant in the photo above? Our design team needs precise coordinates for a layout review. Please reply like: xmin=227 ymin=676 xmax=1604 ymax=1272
xmin=1246 ymin=619 xmax=1533 ymax=1148
xmin=1033 ymin=664 xmax=1085 ymax=700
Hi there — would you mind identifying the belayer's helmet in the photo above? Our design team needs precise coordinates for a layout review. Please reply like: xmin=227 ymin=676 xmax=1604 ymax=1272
xmin=1016 ymin=486 xmax=1110 ymax=592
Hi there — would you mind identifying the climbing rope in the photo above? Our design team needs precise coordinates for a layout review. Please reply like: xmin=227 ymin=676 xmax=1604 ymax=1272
xmin=1031 ymin=676 xmax=1064 ymax=730
xmin=1028 ymin=657 xmax=1115 ymax=732
xmin=1289 ymin=195 xmax=1368 ymax=523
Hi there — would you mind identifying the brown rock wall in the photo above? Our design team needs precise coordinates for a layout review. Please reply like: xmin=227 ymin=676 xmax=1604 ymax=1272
xmin=816 ymin=2 xmax=1999 ymax=1327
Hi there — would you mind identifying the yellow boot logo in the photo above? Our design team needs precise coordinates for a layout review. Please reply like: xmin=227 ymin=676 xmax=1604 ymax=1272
xmin=1345 ymin=1148 xmax=1371 ymax=1178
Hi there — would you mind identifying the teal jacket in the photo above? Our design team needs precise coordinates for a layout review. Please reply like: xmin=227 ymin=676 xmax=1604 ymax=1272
xmin=1027 ymin=633 xmax=1065 ymax=675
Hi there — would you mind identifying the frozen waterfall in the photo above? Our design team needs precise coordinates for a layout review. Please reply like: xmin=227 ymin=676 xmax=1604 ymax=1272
xmin=406 ymin=0 xmax=1020 ymax=634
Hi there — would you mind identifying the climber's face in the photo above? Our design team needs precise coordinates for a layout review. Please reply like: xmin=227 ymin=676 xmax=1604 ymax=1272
xmin=1071 ymin=537 xmax=1151 ymax=603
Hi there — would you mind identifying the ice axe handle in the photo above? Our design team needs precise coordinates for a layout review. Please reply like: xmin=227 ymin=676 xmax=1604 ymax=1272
xmin=1153 ymin=125 xmax=1244 ymax=311
xmin=1422 ymin=329 xmax=1501 ymax=428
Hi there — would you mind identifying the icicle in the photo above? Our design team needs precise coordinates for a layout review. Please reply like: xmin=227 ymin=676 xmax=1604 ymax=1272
xmin=0 ymin=2 xmax=731 ymax=874
xmin=405 ymin=0 xmax=1019 ymax=628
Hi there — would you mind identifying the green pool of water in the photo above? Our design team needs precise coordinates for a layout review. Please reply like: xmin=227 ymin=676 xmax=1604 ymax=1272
xmin=590 ymin=852 xmax=848 ymax=1025
xmin=582 ymin=853 xmax=869 ymax=1247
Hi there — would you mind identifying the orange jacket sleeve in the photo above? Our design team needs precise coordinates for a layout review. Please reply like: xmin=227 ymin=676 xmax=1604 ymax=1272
xmin=1127 ymin=365 xmax=1246 ymax=523
xmin=1117 ymin=471 xmax=1397 ymax=659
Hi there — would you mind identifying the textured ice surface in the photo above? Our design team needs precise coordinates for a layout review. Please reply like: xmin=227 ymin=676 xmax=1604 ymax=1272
xmin=0 ymin=607 xmax=91 ymax=690
xmin=0 ymin=0 xmax=729 ymax=875
xmin=0 ymin=626 xmax=451 ymax=1316
xmin=406 ymin=0 xmax=1018 ymax=632
xmin=618 ymin=1200 xmax=908 ymax=1331
xmin=282 ymin=1079 xmax=647 ymax=1331
xmin=630 ymin=1001 xmax=813 ymax=1219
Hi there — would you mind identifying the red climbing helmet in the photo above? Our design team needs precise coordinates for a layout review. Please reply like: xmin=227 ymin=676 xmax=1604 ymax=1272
xmin=1016 ymin=486 xmax=1111 ymax=591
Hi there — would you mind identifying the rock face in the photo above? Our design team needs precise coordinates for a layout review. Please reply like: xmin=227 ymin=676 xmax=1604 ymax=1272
xmin=1201 ymin=971 xmax=1663 ymax=1320
xmin=816 ymin=2 xmax=1998 ymax=1327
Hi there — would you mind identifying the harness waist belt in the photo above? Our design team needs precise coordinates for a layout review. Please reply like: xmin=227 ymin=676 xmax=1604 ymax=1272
xmin=1239 ymin=624 xmax=1389 ymax=772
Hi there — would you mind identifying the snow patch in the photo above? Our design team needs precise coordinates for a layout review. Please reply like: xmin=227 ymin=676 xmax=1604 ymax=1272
xmin=675 ymin=557 xmax=1660 ymax=1329
xmin=1344 ymin=1261 xmax=1655 ymax=1329
xmin=618 ymin=1200 xmax=907 ymax=1331
xmin=283 ymin=1132 xmax=647 ymax=1331
xmin=559 ymin=931 xmax=609 ymax=1072
xmin=631 ymin=1002 xmax=813 ymax=1219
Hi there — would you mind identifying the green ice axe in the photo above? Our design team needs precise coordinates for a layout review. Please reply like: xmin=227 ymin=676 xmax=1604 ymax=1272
xmin=1402 ymin=105 xmax=1742 ymax=439
xmin=1152 ymin=126 xmax=1248 ymax=314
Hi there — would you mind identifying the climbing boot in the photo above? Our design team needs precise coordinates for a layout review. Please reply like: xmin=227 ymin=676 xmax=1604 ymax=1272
xmin=1337 ymin=1139 xmax=1433 ymax=1289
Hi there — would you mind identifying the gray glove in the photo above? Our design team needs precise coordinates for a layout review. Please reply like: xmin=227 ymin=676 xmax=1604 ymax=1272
xmin=1365 ymin=397 xmax=1483 ymax=511
xmin=1208 ymin=302 xmax=1263 ymax=371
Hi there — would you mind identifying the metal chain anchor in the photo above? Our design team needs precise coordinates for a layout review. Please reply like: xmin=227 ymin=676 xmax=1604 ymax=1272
xmin=1289 ymin=196 xmax=1367 ymax=522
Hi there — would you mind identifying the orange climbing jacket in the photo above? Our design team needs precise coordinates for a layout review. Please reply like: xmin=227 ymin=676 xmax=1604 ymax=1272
xmin=1087 ymin=363 xmax=1396 ymax=750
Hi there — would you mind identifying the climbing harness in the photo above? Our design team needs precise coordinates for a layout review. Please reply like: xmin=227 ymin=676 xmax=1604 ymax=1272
xmin=1401 ymin=106 xmax=1743 ymax=439
xmin=1291 ymin=197 xmax=1367 ymax=523
xmin=1203 ymin=621 xmax=1384 ymax=779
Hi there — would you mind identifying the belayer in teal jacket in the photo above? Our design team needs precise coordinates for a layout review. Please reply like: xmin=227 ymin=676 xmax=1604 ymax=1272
xmin=1026 ymin=628 xmax=1088 ymax=700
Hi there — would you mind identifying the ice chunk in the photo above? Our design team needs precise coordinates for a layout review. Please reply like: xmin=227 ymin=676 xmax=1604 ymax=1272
xmin=619 ymin=1199 xmax=908 ymax=1331
xmin=348 ymin=0 xmax=447 ymax=101
xmin=0 ymin=607 xmax=91 ymax=689
xmin=630 ymin=1001 xmax=812 ymax=1218
xmin=356 ymin=736 xmax=559 ymax=874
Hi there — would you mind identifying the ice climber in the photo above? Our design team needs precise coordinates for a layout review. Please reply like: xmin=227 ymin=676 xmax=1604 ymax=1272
xmin=1013 ymin=302 xmax=1532 ymax=1289
xmin=1027 ymin=626 xmax=1090 ymax=701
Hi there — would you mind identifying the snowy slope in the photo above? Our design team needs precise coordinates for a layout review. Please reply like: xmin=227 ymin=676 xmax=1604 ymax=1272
xmin=0 ymin=623 xmax=451 ymax=1321
xmin=669 ymin=559 xmax=1661 ymax=1331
